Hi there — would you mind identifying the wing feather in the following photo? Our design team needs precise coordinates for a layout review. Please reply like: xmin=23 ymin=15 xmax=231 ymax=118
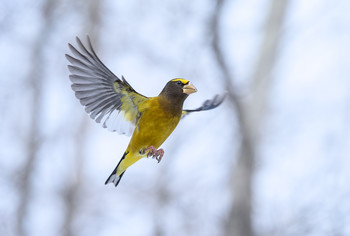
xmin=66 ymin=36 xmax=148 ymax=136
xmin=182 ymin=93 xmax=226 ymax=119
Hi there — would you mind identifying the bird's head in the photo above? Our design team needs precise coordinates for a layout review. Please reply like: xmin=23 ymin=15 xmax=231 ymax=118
xmin=161 ymin=78 xmax=197 ymax=96
xmin=159 ymin=78 xmax=197 ymax=108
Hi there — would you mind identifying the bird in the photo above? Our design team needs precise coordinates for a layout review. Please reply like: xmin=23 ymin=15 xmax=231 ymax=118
xmin=66 ymin=36 xmax=225 ymax=187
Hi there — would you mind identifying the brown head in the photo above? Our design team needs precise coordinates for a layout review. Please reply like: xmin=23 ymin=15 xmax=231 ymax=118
xmin=159 ymin=78 xmax=197 ymax=113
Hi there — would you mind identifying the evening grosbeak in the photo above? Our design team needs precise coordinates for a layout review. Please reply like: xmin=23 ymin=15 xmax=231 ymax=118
xmin=66 ymin=36 xmax=225 ymax=187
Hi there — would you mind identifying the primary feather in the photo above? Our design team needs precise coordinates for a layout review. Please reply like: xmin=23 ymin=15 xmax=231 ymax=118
xmin=66 ymin=36 xmax=148 ymax=136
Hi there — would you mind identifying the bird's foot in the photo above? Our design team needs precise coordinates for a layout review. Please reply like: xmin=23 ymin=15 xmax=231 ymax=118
xmin=145 ymin=146 xmax=164 ymax=163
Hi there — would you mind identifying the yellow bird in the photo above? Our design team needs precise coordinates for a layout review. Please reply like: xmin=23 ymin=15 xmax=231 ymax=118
xmin=66 ymin=36 xmax=225 ymax=187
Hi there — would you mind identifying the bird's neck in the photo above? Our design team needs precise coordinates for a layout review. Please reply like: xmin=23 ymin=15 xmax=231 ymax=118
xmin=158 ymin=94 xmax=186 ymax=116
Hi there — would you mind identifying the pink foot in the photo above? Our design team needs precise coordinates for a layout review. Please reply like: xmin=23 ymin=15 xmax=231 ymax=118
xmin=145 ymin=146 xmax=164 ymax=163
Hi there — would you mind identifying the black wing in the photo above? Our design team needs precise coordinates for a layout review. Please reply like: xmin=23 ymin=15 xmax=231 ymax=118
xmin=182 ymin=93 xmax=226 ymax=118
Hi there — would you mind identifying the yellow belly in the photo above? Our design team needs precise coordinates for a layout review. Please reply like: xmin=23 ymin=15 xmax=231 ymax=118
xmin=116 ymin=98 xmax=181 ymax=175
xmin=127 ymin=99 xmax=181 ymax=154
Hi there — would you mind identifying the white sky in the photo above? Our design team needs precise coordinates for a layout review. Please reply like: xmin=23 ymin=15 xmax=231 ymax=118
xmin=1 ymin=0 xmax=350 ymax=235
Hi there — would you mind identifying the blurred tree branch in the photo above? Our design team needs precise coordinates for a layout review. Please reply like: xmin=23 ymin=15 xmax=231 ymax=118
xmin=210 ymin=0 xmax=289 ymax=235
xmin=16 ymin=0 xmax=59 ymax=235
xmin=61 ymin=0 xmax=103 ymax=236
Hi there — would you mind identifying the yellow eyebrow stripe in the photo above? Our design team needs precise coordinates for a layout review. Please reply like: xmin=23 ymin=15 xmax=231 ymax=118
xmin=171 ymin=78 xmax=189 ymax=84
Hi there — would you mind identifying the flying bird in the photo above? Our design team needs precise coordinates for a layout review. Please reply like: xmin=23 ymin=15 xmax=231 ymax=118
xmin=66 ymin=36 xmax=225 ymax=187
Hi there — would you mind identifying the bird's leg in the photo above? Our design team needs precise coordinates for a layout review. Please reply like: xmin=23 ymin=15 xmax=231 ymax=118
xmin=155 ymin=149 xmax=164 ymax=163
xmin=145 ymin=146 xmax=164 ymax=163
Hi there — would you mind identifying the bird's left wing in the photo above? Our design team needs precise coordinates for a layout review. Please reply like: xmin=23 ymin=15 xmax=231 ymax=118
xmin=182 ymin=94 xmax=226 ymax=119
xmin=66 ymin=36 xmax=148 ymax=136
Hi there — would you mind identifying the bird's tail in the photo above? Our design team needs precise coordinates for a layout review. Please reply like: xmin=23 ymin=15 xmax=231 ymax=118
xmin=105 ymin=152 xmax=127 ymax=187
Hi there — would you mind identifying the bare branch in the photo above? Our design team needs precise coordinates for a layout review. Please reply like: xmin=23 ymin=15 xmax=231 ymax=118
xmin=249 ymin=0 xmax=289 ymax=134
xmin=209 ymin=0 xmax=289 ymax=236
xmin=210 ymin=0 xmax=252 ymax=144
xmin=16 ymin=0 xmax=59 ymax=235
xmin=61 ymin=0 xmax=103 ymax=235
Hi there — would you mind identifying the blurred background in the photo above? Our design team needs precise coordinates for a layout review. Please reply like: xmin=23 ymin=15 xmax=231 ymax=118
xmin=1 ymin=0 xmax=350 ymax=235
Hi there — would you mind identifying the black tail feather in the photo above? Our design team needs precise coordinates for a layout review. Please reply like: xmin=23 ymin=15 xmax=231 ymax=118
xmin=105 ymin=152 xmax=127 ymax=187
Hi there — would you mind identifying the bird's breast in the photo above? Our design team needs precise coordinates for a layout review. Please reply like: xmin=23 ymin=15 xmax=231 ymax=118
xmin=127 ymin=99 xmax=181 ymax=154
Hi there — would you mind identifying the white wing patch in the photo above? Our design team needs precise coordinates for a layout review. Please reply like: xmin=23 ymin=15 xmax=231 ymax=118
xmin=101 ymin=109 xmax=136 ymax=136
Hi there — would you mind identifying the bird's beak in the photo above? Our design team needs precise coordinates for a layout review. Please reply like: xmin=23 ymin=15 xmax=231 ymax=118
xmin=183 ymin=82 xmax=197 ymax=94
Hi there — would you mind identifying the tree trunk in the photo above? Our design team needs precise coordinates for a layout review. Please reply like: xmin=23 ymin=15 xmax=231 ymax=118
xmin=16 ymin=0 xmax=58 ymax=235
xmin=61 ymin=1 xmax=103 ymax=236
xmin=210 ymin=0 xmax=289 ymax=235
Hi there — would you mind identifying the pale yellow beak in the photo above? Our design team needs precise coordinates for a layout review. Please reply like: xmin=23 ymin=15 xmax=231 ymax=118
xmin=183 ymin=82 xmax=197 ymax=94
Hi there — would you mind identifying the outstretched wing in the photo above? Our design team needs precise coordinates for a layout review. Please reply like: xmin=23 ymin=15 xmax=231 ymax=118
xmin=182 ymin=93 xmax=226 ymax=119
xmin=66 ymin=36 xmax=148 ymax=136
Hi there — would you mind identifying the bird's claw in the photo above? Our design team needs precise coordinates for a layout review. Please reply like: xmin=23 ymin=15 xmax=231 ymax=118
xmin=146 ymin=146 xmax=164 ymax=163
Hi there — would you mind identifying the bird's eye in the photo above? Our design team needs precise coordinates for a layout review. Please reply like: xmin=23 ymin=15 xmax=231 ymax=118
xmin=177 ymin=81 xmax=182 ymax=85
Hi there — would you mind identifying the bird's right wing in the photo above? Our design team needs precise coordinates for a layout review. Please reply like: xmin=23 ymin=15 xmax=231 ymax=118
xmin=66 ymin=36 xmax=148 ymax=136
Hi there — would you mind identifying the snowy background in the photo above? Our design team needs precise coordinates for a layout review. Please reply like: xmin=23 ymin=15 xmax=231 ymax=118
xmin=1 ymin=0 xmax=350 ymax=235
